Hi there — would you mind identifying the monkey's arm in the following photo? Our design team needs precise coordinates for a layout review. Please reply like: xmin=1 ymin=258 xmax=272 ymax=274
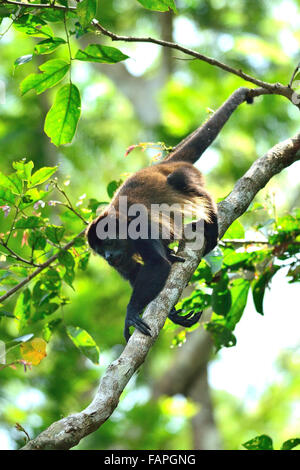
xmin=124 ymin=239 xmax=171 ymax=341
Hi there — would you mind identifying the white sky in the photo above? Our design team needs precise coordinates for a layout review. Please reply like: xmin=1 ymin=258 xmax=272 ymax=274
xmin=209 ymin=268 xmax=300 ymax=404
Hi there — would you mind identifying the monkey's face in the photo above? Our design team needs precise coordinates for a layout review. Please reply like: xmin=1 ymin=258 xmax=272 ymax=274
xmin=96 ymin=238 xmax=133 ymax=267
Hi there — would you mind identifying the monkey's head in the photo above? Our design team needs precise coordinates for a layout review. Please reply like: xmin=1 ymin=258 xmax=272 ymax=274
xmin=86 ymin=213 xmax=135 ymax=267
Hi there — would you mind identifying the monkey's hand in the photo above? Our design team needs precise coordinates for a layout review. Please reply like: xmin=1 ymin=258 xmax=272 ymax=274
xmin=168 ymin=307 xmax=202 ymax=327
xmin=124 ymin=307 xmax=152 ymax=342
xmin=166 ymin=247 xmax=185 ymax=264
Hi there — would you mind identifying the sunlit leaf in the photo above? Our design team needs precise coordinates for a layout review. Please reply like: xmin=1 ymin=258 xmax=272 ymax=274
xmin=20 ymin=59 xmax=70 ymax=95
xmin=223 ymin=219 xmax=245 ymax=239
xmin=15 ymin=216 xmax=44 ymax=229
xmin=45 ymin=225 xmax=65 ymax=244
xmin=66 ymin=325 xmax=100 ymax=364
xmin=75 ymin=44 xmax=129 ymax=64
xmin=44 ymin=84 xmax=81 ymax=146
xmin=20 ymin=338 xmax=47 ymax=366
xmin=77 ymin=0 xmax=97 ymax=27
xmin=136 ymin=0 xmax=177 ymax=13
xmin=14 ymin=288 xmax=31 ymax=331
xmin=29 ymin=166 xmax=58 ymax=187
xmin=281 ymin=438 xmax=300 ymax=450
xmin=14 ymin=15 xmax=53 ymax=38
xmin=243 ymin=434 xmax=273 ymax=450
xmin=34 ymin=37 xmax=66 ymax=55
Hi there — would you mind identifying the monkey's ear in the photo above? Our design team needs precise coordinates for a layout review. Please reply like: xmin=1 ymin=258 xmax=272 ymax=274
xmin=86 ymin=221 xmax=99 ymax=251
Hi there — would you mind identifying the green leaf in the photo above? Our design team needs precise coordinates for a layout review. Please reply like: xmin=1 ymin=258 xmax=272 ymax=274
xmin=281 ymin=438 xmax=300 ymax=450
xmin=66 ymin=325 xmax=100 ymax=364
xmin=41 ymin=269 xmax=61 ymax=292
xmin=192 ymin=260 xmax=213 ymax=283
xmin=75 ymin=44 xmax=129 ymax=64
xmin=252 ymin=266 xmax=280 ymax=315
xmin=20 ymin=59 xmax=70 ymax=95
xmin=14 ymin=15 xmax=53 ymax=38
xmin=12 ymin=160 xmax=34 ymax=181
xmin=44 ymin=84 xmax=81 ymax=146
xmin=0 ymin=187 xmax=15 ymax=205
xmin=19 ymin=188 xmax=48 ymax=209
xmin=136 ymin=0 xmax=177 ymax=13
xmin=0 ymin=172 xmax=23 ymax=195
xmin=223 ymin=249 xmax=253 ymax=271
xmin=39 ymin=9 xmax=67 ymax=23
xmin=58 ymin=250 xmax=75 ymax=288
xmin=15 ymin=216 xmax=43 ymax=229
xmin=45 ymin=225 xmax=65 ymax=244
xmin=43 ymin=319 xmax=62 ymax=342
xmin=14 ymin=288 xmax=31 ymax=331
xmin=223 ymin=219 xmax=245 ymax=239
xmin=243 ymin=434 xmax=273 ymax=450
xmin=34 ymin=37 xmax=66 ymax=55
xmin=225 ymin=279 xmax=250 ymax=331
xmin=211 ymin=276 xmax=231 ymax=316
xmin=78 ymin=252 xmax=90 ymax=271
xmin=77 ymin=0 xmax=97 ymax=27
xmin=28 ymin=166 xmax=58 ymax=187
xmin=14 ymin=54 xmax=33 ymax=67
xmin=107 ymin=180 xmax=123 ymax=199
xmin=205 ymin=323 xmax=236 ymax=350
xmin=28 ymin=231 xmax=47 ymax=251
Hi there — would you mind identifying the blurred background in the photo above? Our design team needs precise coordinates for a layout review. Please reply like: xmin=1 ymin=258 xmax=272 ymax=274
xmin=0 ymin=0 xmax=299 ymax=450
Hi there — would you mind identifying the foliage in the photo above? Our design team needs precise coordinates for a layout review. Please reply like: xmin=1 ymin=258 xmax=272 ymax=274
xmin=0 ymin=159 xmax=104 ymax=368
xmin=243 ymin=434 xmax=300 ymax=450
xmin=176 ymin=208 xmax=300 ymax=350
xmin=0 ymin=0 xmax=176 ymax=147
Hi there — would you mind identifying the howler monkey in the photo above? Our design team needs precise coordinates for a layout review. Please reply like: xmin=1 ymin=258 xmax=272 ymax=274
xmin=86 ymin=88 xmax=252 ymax=342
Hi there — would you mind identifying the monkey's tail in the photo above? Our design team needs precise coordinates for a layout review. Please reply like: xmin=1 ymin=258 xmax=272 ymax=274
xmin=164 ymin=87 xmax=252 ymax=165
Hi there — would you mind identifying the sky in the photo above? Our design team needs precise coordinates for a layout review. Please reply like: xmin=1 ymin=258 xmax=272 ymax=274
xmin=209 ymin=267 xmax=300 ymax=404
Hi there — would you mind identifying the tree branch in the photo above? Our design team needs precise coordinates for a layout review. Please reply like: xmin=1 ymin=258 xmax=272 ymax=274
xmin=0 ymin=229 xmax=86 ymax=304
xmin=91 ymin=20 xmax=300 ymax=108
xmin=1 ymin=0 xmax=75 ymax=11
xmin=21 ymin=131 xmax=300 ymax=450
xmin=1 ymin=1 xmax=300 ymax=107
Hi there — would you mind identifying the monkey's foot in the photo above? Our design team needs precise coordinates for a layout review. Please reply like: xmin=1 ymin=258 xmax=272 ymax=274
xmin=124 ymin=313 xmax=152 ymax=342
xmin=166 ymin=247 xmax=185 ymax=264
xmin=168 ymin=308 xmax=202 ymax=327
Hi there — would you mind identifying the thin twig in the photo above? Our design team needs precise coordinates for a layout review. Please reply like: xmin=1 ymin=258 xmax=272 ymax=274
xmin=0 ymin=0 xmax=74 ymax=10
xmin=0 ymin=241 xmax=41 ymax=267
xmin=91 ymin=20 xmax=293 ymax=98
xmin=0 ymin=228 xmax=86 ymax=303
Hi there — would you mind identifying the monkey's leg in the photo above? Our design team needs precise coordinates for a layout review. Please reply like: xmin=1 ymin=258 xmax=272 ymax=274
xmin=124 ymin=239 xmax=172 ymax=342
xmin=203 ymin=212 xmax=219 ymax=255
